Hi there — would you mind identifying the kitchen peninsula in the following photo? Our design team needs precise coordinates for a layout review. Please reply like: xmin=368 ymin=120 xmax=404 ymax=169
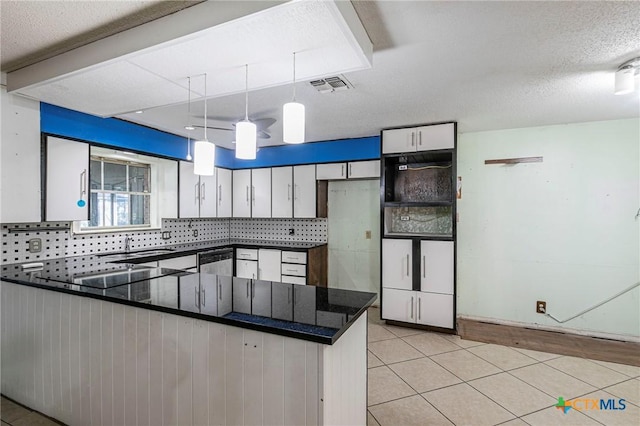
xmin=1 ymin=247 xmax=375 ymax=426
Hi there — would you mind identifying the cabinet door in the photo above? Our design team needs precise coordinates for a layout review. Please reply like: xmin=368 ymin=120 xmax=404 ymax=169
xmin=178 ymin=161 xmax=200 ymax=218
xmin=46 ymin=136 xmax=89 ymax=221
xmin=216 ymin=275 xmax=233 ymax=316
xmin=199 ymin=274 xmax=218 ymax=316
xmin=382 ymin=288 xmax=416 ymax=323
xmin=316 ymin=163 xmax=346 ymax=180
xmin=271 ymin=166 xmax=293 ymax=218
xmin=381 ymin=128 xmax=416 ymax=154
xmin=258 ymin=249 xmax=281 ymax=282
xmin=236 ymin=260 xmax=257 ymax=279
xmin=271 ymin=282 xmax=293 ymax=321
xmin=232 ymin=277 xmax=252 ymax=314
xmin=178 ymin=274 xmax=200 ymax=313
xmin=232 ymin=169 xmax=251 ymax=217
xmin=415 ymin=123 xmax=455 ymax=151
xmin=382 ymin=239 xmax=413 ymax=290
xmin=199 ymin=172 xmax=217 ymax=217
xmin=420 ymin=240 xmax=454 ymax=294
xmin=293 ymin=284 xmax=316 ymax=325
xmin=216 ymin=167 xmax=232 ymax=218
xmin=293 ymin=165 xmax=316 ymax=218
xmin=347 ymin=160 xmax=380 ymax=179
xmin=251 ymin=280 xmax=272 ymax=317
xmin=251 ymin=168 xmax=271 ymax=218
xmin=417 ymin=293 xmax=454 ymax=328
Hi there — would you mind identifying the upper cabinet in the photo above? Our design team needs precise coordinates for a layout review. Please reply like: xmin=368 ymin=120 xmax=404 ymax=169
xmin=382 ymin=123 xmax=454 ymax=154
xmin=45 ymin=136 xmax=89 ymax=221
xmin=316 ymin=160 xmax=380 ymax=180
xmin=316 ymin=163 xmax=347 ymax=180
xmin=233 ymin=169 xmax=252 ymax=218
xmin=251 ymin=168 xmax=272 ymax=218
xmin=179 ymin=163 xmax=230 ymax=218
xmin=271 ymin=166 xmax=293 ymax=218
xmin=179 ymin=161 xmax=200 ymax=218
xmin=216 ymin=168 xmax=232 ymax=218
xmin=293 ymin=165 xmax=316 ymax=218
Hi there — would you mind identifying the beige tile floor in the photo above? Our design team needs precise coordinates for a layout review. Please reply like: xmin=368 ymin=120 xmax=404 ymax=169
xmin=366 ymin=307 xmax=640 ymax=426
xmin=1 ymin=307 xmax=638 ymax=426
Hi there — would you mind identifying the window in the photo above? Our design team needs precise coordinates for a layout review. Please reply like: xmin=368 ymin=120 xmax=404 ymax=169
xmin=89 ymin=157 xmax=151 ymax=228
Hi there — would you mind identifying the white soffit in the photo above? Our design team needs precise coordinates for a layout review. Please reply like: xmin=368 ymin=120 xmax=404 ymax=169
xmin=7 ymin=0 xmax=372 ymax=118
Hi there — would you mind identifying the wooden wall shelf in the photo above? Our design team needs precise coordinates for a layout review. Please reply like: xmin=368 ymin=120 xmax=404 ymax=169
xmin=484 ymin=156 xmax=543 ymax=165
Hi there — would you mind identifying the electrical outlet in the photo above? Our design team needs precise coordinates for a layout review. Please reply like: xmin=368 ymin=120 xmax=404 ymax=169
xmin=365 ymin=230 xmax=371 ymax=239
xmin=289 ymin=228 xmax=295 ymax=236
xmin=193 ymin=229 xmax=198 ymax=237
xmin=400 ymin=215 xmax=410 ymax=221
xmin=536 ymin=301 xmax=546 ymax=314
xmin=28 ymin=238 xmax=42 ymax=253
xmin=161 ymin=231 xmax=171 ymax=240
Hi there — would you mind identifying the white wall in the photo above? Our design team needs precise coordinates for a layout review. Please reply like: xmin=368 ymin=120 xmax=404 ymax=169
xmin=0 ymin=87 xmax=41 ymax=222
xmin=456 ymin=118 xmax=640 ymax=340
xmin=328 ymin=180 xmax=380 ymax=301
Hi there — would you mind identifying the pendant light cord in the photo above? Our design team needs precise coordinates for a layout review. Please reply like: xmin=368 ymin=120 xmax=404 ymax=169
xmin=244 ymin=64 xmax=249 ymax=121
xmin=187 ymin=76 xmax=192 ymax=157
xmin=204 ymin=73 xmax=208 ymax=140
xmin=293 ymin=52 xmax=297 ymax=102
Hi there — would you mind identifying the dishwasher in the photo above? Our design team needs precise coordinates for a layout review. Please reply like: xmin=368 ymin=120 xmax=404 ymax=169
xmin=197 ymin=248 xmax=233 ymax=276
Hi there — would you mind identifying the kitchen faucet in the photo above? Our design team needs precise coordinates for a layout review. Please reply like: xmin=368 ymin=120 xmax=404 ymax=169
xmin=124 ymin=235 xmax=131 ymax=253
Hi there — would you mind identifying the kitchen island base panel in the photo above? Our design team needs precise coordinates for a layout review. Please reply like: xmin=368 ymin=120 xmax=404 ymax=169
xmin=0 ymin=281 xmax=367 ymax=426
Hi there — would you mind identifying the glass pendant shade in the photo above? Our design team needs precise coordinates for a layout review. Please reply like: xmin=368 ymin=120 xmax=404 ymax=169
xmin=193 ymin=140 xmax=215 ymax=175
xmin=614 ymin=67 xmax=635 ymax=95
xmin=283 ymin=102 xmax=305 ymax=144
xmin=235 ymin=121 xmax=257 ymax=160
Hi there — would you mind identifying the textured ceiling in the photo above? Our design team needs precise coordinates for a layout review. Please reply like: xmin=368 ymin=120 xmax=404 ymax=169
xmin=2 ymin=0 xmax=639 ymax=152
xmin=0 ymin=0 xmax=204 ymax=72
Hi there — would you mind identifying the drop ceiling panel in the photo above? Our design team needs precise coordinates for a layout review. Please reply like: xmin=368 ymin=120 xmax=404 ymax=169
xmin=11 ymin=0 xmax=372 ymax=117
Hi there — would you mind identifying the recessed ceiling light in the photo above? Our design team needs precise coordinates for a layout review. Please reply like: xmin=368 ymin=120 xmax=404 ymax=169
xmin=184 ymin=125 xmax=195 ymax=130
xmin=135 ymin=110 xmax=143 ymax=114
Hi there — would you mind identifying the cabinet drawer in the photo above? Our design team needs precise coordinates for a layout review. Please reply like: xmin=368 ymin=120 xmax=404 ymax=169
xmin=281 ymin=251 xmax=307 ymax=264
xmin=281 ymin=263 xmax=306 ymax=277
xmin=281 ymin=275 xmax=306 ymax=285
xmin=236 ymin=248 xmax=258 ymax=260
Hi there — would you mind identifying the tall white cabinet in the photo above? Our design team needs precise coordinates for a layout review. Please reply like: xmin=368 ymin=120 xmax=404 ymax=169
xmin=380 ymin=122 xmax=457 ymax=331
xmin=293 ymin=165 xmax=316 ymax=218
xmin=233 ymin=169 xmax=252 ymax=218
xmin=45 ymin=136 xmax=89 ymax=221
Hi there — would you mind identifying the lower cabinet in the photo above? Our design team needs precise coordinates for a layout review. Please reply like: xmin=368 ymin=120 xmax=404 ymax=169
xmin=258 ymin=249 xmax=281 ymax=282
xmin=382 ymin=288 xmax=453 ymax=329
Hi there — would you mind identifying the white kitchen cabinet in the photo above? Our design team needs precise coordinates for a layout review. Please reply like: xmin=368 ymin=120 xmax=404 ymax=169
xmin=199 ymin=172 xmax=217 ymax=217
xmin=233 ymin=169 xmax=252 ymax=218
xmin=382 ymin=123 xmax=454 ymax=154
xmin=347 ymin=160 xmax=380 ymax=179
xmin=216 ymin=167 xmax=232 ymax=217
xmin=420 ymin=240 xmax=454 ymax=294
xmin=382 ymin=239 xmax=413 ymax=290
xmin=316 ymin=163 xmax=346 ymax=180
xmin=179 ymin=161 xmax=200 ymax=218
xmin=272 ymin=166 xmax=293 ymax=218
xmin=416 ymin=292 xmax=454 ymax=328
xmin=251 ymin=168 xmax=271 ymax=218
xmin=293 ymin=165 xmax=316 ymax=218
xmin=46 ymin=136 xmax=89 ymax=221
xmin=236 ymin=260 xmax=258 ymax=279
xmin=251 ymin=280 xmax=272 ymax=317
xmin=232 ymin=278 xmax=252 ymax=314
xmin=382 ymin=288 xmax=415 ymax=323
xmin=258 ymin=249 xmax=281 ymax=282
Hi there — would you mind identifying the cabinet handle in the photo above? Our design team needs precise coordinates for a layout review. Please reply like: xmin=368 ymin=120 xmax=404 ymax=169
xmin=406 ymin=254 xmax=410 ymax=277
xmin=246 ymin=186 xmax=249 ymax=203
xmin=218 ymin=185 xmax=222 ymax=203
xmin=202 ymin=287 xmax=206 ymax=306
xmin=246 ymin=281 xmax=249 ymax=298
xmin=349 ymin=163 xmax=352 ymax=177
xmin=418 ymin=297 xmax=421 ymax=320
xmin=287 ymin=184 xmax=291 ymax=201
xmin=422 ymin=255 xmax=426 ymax=278
xmin=201 ymin=182 xmax=206 ymax=200
xmin=79 ymin=169 xmax=87 ymax=199
xmin=218 ymin=283 xmax=222 ymax=300
xmin=195 ymin=182 xmax=200 ymax=203
xmin=251 ymin=282 xmax=255 ymax=299
xmin=418 ymin=131 xmax=422 ymax=147
xmin=194 ymin=286 xmax=199 ymax=308
xmin=252 ymin=186 xmax=255 ymax=204
xmin=411 ymin=132 xmax=415 ymax=147
xmin=410 ymin=297 xmax=414 ymax=319
xmin=341 ymin=164 xmax=345 ymax=177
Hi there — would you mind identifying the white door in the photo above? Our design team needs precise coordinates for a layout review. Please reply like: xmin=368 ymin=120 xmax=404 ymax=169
xmin=232 ymin=169 xmax=251 ymax=218
xmin=417 ymin=293 xmax=454 ymax=328
xmin=251 ymin=168 xmax=271 ymax=218
xmin=382 ymin=238 xmax=413 ymax=290
xmin=415 ymin=123 xmax=455 ymax=151
xmin=293 ymin=165 xmax=316 ymax=218
xmin=216 ymin=167 xmax=232 ymax=217
xmin=199 ymin=172 xmax=217 ymax=217
xmin=271 ymin=166 xmax=293 ymax=218
xmin=381 ymin=128 xmax=416 ymax=154
xmin=46 ymin=136 xmax=89 ymax=221
xmin=316 ymin=163 xmax=346 ymax=180
xmin=347 ymin=160 xmax=380 ymax=179
xmin=236 ymin=260 xmax=258 ymax=279
xmin=258 ymin=249 xmax=281 ymax=282
xmin=382 ymin=288 xmax=416 ymax=323
xmin=420 ymin=240 xmax=454 ymax=294
xmin=178 ymin=161 xmax=200 ymax=218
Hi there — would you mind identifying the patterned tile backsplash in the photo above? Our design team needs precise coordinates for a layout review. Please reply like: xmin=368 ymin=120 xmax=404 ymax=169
xmin=1 ymin=217 xmax=327 ymax=264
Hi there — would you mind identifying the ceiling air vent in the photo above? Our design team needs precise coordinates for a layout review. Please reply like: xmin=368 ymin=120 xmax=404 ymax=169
xmin=309 ymin=75 xmax=353 ymax=93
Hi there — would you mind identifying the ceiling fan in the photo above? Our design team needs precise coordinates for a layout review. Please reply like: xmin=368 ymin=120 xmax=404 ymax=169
xmin=191 ymin=117 xmax=276 ymax=139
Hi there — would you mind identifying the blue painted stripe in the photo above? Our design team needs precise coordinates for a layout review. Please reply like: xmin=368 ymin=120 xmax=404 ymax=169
xmin=40 ymin=103 xmax=379 ymax=169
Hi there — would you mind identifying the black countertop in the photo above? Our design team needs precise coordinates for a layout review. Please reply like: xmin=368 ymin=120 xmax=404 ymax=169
xmin=1 ymin=248 xmax=374 ymax=345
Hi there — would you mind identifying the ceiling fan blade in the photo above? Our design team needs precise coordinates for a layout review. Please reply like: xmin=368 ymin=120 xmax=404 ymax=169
xmin=192 ymin=124 xmax=233 ymax=131
xmin=253 ymin=117 xmax=276 ymax=130
xmin=257 ymin=130 xmax=271 ymax=139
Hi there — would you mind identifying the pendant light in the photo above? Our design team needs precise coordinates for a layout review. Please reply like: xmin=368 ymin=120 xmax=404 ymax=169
xmin=194 ymin=73 xmax=216 ymax=175
xmin=236 ymin=64 xmax=257 ymax=160
xmin=283 ymin=52 xmax=305 ymax=144
xmin=185 ymin=76 xmax=193 ymax=161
